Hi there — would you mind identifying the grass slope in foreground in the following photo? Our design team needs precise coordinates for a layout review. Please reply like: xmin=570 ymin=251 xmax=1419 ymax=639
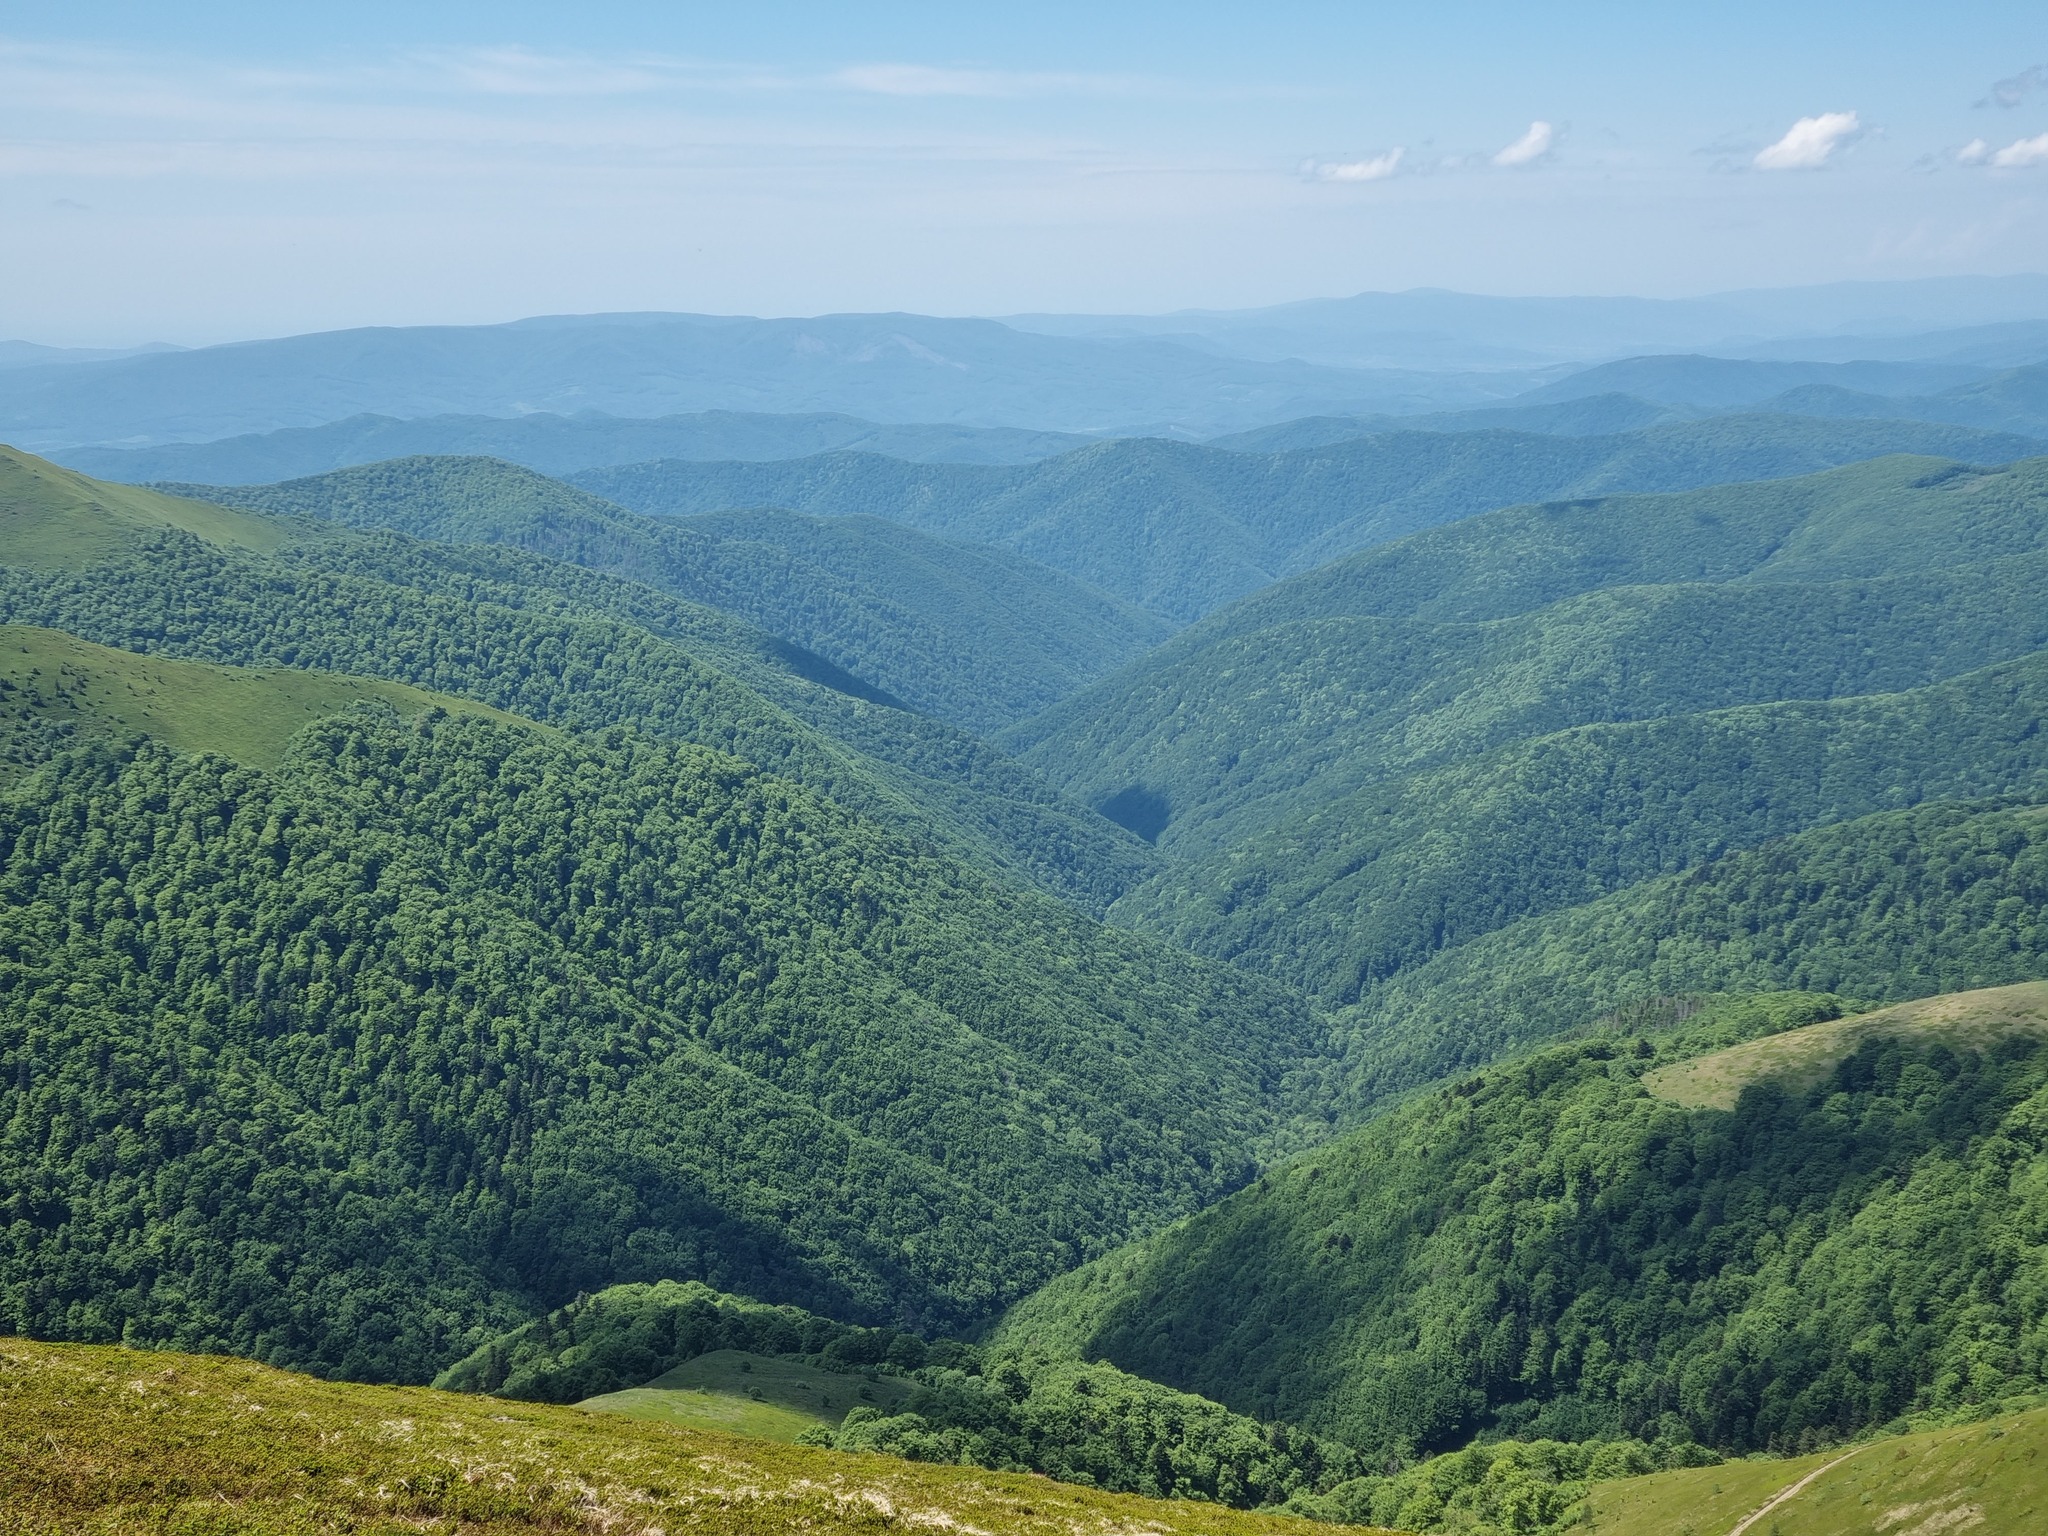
xmin=1578 ymin=1404 xmax=2048 ymax=1535
xmin=0 ymin=1339 xmax=1385 ymax=1536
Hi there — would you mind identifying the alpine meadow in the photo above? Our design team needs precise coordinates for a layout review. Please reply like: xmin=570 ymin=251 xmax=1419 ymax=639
xmin=8 ymin=8 xmax=2048 ymax=1534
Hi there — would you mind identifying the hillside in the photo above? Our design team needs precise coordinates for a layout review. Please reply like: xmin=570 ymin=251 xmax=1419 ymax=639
xmin=439 ymin=1279 xmax=1387 ymax=1508
xmin=1007 ymin=455 xmax=2048 ymax=995
xmin=1577 ymin=1403 xmax=2048 ymax=1536
xmin=0 ymin=446 xmax=1155 ymax=910
xmin=0 ymin=1340 xmax=1375 ymax=1536
xmin=0 ymin=673 xmax=1318 ymax=1376
xmin=1757 ymin=360 xmax=2048 ymax=437
xmin=164 ymin=455 xmax=1170 ymax=731
xmin=1512 ymin=354 xmax=1989 ymax=410
xmin=1110 ymin=650 xmax=2048 ymax=1004
xmin=998 ymin=985 xmax=2048 ymax=1461
xmin=576 ymin=420 xmax=2045 ymax=619
xmin=1334 ymin=796 xmax=2048 ymax=1101
xmin=57 ymin=409 xmax=1098 ymax=484
xmin=0 ymin=622 xmax=515 ymax=772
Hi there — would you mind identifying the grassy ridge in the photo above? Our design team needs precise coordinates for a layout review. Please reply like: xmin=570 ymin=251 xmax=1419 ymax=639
xmin=1580 ymin=1405 xmax=2048 ymax=1535
xmin=2 ymin=445 xmax=284 ymax=565
xmin=0 ymin=623 xmax=515 ymax=772
xmin=1645 ymin=980 xmax=2048 ymax=1110
xmin=0 ymin=1339 xmax=1380 ymax=1535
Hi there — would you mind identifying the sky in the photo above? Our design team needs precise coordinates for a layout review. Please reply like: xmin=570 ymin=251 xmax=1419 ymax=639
xmin=5 ymin=1 xmax=2048 ymax=345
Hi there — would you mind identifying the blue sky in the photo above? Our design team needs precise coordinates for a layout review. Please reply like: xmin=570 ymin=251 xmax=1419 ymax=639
xmin=5 ymin=2 xmax=2047 ymax=344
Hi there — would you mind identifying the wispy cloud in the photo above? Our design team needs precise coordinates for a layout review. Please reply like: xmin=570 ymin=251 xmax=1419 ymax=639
xmin=1753 ymin=111 xmax=1860 ymax=170
xmin=1990 ymin=132 xmax=2048 ymax=167
xmin=831 ymin=63 xmax=1145 ymax=98
xmin=1492 ymin=120 xmax=1555 ymax=168
xmin=1957 ymin=138 xmax=1991 ymax=165
xmin=1977 ymin=64 xmax=2046 ymax=109
xmin=1306 ymin=148 xmax=1404 ymax=182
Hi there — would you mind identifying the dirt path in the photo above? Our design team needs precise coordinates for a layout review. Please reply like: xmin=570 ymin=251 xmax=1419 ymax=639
xmin=1726 ymin=1449 xmax=1863 ymax=1536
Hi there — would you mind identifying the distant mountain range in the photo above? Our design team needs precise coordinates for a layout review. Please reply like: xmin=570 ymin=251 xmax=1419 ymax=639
xmin=1005 ymin=274 xmax=2048 ymax=369
xmin=0 ymin=311 xmax=1535 ymax=451
xmin=13 ymin=276 xmax=2048 ymax=456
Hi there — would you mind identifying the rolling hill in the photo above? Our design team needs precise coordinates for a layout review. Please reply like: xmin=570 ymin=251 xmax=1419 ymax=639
xmin=998 ymin=982 xmax=2048 ymax=1463
xmin=1752 ymin=359 xmax=2048 ymax=438
xmin=1333 ymin=796 xmax=2048 ymax=1101
xmin=162 ymin=454 xmax=1170 ymax=732
xmin=1512 ymin=355 xmax=1990 ymax=410
xmin=575 ymin=420 xmax=2046 ymax=621
xmin=0 ymin=446 xmax=1155 ymax=910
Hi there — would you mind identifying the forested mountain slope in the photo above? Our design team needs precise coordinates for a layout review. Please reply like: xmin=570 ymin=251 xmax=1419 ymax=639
xmin=165 ymin=455 xmax=1168 ymax=732
xmin=0 ymin=446 xmax=1154 ymax=909
xmin=1008 ymin=455 xmax=2048 ymax=988
xmin=1115 ymin=652 xmax=2048 ymax=1008
xmin=59 ymin=409 xmax=1097 ymax=484
xmin=1753 ymin=360 xmax=2048 ymax=437
xmin=575 ymin=419 xmax=2044 ymax=619
xmin=1334 ymin=795 xmax=2048 ymax=1100
xmin=0 ymin=677 xmax=1319 ymax=1379
xmin=999 ymin=984 xmax=2048 ymax=1461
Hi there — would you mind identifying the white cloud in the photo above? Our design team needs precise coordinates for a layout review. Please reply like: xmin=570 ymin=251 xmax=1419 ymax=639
xmin=1753 ymin=111 xmax=1860 ymax=170
xmin=1990 ymin=132 xmax=2048 ymax=167
xmin=1309 ymin=148 xmax=1404 ymax=182
xmin=1957 ymin=138 xmax=1991 ymax=164
xmin=1492 ymin=120 xmax=1555 ymax=168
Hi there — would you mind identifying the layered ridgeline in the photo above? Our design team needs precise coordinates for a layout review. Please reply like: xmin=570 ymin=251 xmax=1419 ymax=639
xmin=1007 ymin=455 xmax=2048 ymax=1091
xmin=0 ymin=447 xmax=1154 ymax=910
xmin=0 ymin=620 xmax=1319 ymax=1380
xmin=160 ymin=455 xmax=1168 ymax=733
xmin=999 ymin=986 xmax=2048 ymax=1477
xmin=59 ymin=408 xmax=1098 ymax=484
xmin=573 ymin=416 xmax=2044 ymax=620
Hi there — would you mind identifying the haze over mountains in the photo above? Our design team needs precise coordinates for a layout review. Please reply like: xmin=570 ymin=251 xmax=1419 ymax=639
xmin=13 ymin=277 xmax=2048 ymax=461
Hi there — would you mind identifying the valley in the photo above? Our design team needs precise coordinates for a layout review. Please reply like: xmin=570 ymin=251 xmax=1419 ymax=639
xmin=6 ymin=275 xmax=2048 ymax=1536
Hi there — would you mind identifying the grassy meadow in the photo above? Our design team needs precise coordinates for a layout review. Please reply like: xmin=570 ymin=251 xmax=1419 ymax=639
xmin=0 ymin=1339 xmax=1391 ymax=1535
